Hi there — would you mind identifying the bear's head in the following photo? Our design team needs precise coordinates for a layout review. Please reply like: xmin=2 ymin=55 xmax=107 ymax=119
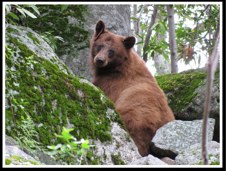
xmin=90 ymin=20 xmax=136 ymax=72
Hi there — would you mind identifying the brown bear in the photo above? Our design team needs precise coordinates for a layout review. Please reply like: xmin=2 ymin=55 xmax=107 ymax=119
xmin=89 ymin=20 xmax=175 ymax=157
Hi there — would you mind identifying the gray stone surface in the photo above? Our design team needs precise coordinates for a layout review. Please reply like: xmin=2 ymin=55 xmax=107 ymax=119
xmin=93 ymin=122 xmax=141 ymax=165
xmin=85 ymin=5 xmax=131 ymax=36
xmin=175 ymin=141 xmax=220 ymax=165
xmin=5 ymin=135 xmax=43 ymax=165
xmin=129 ymin=155 xmax=167 ymax=165
xmin=151 ymin=119 xmax=215 ymax=157
xmin=5 ymin=135 xmax=19 ymax=146
xmin=160 ymin=157 xmax=176 ymax=165
xmin=5 ymin=146 xmax=37 ymax=162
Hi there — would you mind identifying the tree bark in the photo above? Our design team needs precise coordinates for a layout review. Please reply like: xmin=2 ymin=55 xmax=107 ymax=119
xmin=202 ymin=33 xmax=220 ymax=165
xmin=153 ymin=11 xmax=170 ymax=75
xmin=154 ymin=33 xmax=170 ymax=75
xmin=167 ymin=5 xmax=178 ymax=73
xmin=133 ymin=5 xmax=142 ymax=56
xmin=142 ymin=5 xmax=158 ymax=62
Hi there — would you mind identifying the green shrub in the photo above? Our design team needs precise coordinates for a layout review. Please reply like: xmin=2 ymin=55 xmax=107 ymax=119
xmin=46 ymin=127 xmax=94 ymax=165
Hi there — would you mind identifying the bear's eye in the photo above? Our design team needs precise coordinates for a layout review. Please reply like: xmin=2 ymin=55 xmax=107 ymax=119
xmin=108 ymin=50 xmax=115 ymax=58
xmin=96 ymin=45 xmax=103 ymax=52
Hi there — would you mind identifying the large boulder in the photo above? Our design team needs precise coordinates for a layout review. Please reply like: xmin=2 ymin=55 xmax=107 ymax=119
xmin=150 ymin=119 xmax=220 ymax=166
xmin=156 ymin=69 xmax=220 ymax=141
xmin=175 ymin=141 xmax=220 ymax=165
xmin=151 ymin=119 xmax=215 ymax=159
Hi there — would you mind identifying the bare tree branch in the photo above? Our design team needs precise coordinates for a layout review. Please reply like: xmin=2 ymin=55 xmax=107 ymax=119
xmin=142 ymin=5 xmax=158 ymax=62
xmin=202 ymin=33 xmax=220 ymax=165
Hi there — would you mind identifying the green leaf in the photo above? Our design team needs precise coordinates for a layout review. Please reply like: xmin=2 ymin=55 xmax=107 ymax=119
xmin=21 ymin=8 xmax=37 ymax=18
xmin=55 ymin=144 xmax=63 ymax=150
xmin=70 ymin=141 xmax=78 ymax=147
xmin=60 ymin=127 xmax=74 ymax=142
xmin=159 ymin=22 xmax=167 ymax=34
xmin=29 ymin=5 xmax=40 ymax=15
xmin=47 ymin=145 xmax=56 ymax=150
xmin=131 ymin=17 xmax=139 ymax=21
xmin=16 ymin=7 xmax=26 ymax=17
xmin=8 ymin=12 xmax=19 ymax=21
xmin=5 ymin=4 xmax=11 ymax=14
xmin=81 ymin=141 xmax=90 ymax=149
xmin=54 ymin=36 xmax=64 ymax=42
xmin=163 ymin=53 xmax=170 ymax=62
xmin=61 ymin=5 xmax=69 ymax=12
xmin=77 ymin=149 xmax=85 ymax=156
xmin=150 ymin=22 xmax=159 ymax=30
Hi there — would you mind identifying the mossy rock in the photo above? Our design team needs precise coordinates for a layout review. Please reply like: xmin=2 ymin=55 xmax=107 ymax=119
xmin=5 ymin=155 xmax=42 ymax=165
xmin=156 ymin=69 xmax=219 ymax=120
xmin=156 ymin=69 xmax=220 ymax=142
xmin=5 ymin=24 xmax=122 ymax=164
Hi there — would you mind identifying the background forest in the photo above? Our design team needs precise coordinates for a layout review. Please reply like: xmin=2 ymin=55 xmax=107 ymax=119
xmin=4 ymin=2 xmax=221 ymax=166
xmin=5 ymin=3 xmax=220 ymax=77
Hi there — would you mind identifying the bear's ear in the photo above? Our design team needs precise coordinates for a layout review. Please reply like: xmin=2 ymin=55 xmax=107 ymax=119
xmin=95 ymin=20 xmax=105 ymax=40
xmin=123 ymin=36 xmax=136 ymax=49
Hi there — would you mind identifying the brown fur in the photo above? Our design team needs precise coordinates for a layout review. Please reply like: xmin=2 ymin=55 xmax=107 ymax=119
xmin=89 ymin=20 xmax=175 ymax=157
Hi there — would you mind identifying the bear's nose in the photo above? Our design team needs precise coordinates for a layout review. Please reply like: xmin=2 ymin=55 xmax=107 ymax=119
xmin=95 ymin=58 xmax=105 ymax=66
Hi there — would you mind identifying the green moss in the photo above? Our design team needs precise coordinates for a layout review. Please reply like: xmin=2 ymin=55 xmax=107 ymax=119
xmin=196 ymin=153 xmax=220 ymax=165
xmin=5 ymin=155 xmax=41 ymax=165
xmin=210 ymin=161 xmax=220 ymax=165
xmin=5 ymin=30 xmax=119 ymax=155
xmin=27 ymin=32 xmax=40 ymax=45
xmin=5 ymin=158 xmax=12 ymax=165
xmin=156 ymin=71 xmax=207 ymax=113
xmin=83 ymin=151 xmax=103 ymax=165
xmin=6 ymin=27 xmax=19 ymax=34
xmin=11 ymin=155 xmax=23 ymax=161
xmin=111 ymin=154 xmax=125 ymax=165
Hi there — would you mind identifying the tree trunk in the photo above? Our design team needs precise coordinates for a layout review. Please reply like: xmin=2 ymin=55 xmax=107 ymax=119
xmin=154 ymin=33 xmax=170 ymax=75
xmin=133 ymin=5 xmax=142 ymax=57
xmin=153 ymin=12 xmax=170 ymax=75
xmin=142 ymin=5 xmax=158 ymax=62
xmin=167 ymin=5 xmax=178 ymax=73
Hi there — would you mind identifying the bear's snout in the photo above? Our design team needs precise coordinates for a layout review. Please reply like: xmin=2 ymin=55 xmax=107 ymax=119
xmin=94 ymin=56 xmax=106 ymax=67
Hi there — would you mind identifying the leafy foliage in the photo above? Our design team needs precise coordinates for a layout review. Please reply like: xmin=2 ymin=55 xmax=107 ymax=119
xmin=5 ymin=4 xmax=40 ymax=25
xmin=5 ymin=4 xmax=89 ymax=55
xmin=175 ymin=5 xmax=220 ymax=63
xmin=24 ymin=5 xmax=89 ymax=56
xmin=40 ymin=31 xmax=64 ymax=52
xmin=131 ymin=4 xmax=220 ymax=67
xmin=47 ymin=127 xmax=94 ymax=165
xmin=132 ymin=5 xmax=170 ymax=62
xmin=15 ymin=114 xmax=42 ymax=153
